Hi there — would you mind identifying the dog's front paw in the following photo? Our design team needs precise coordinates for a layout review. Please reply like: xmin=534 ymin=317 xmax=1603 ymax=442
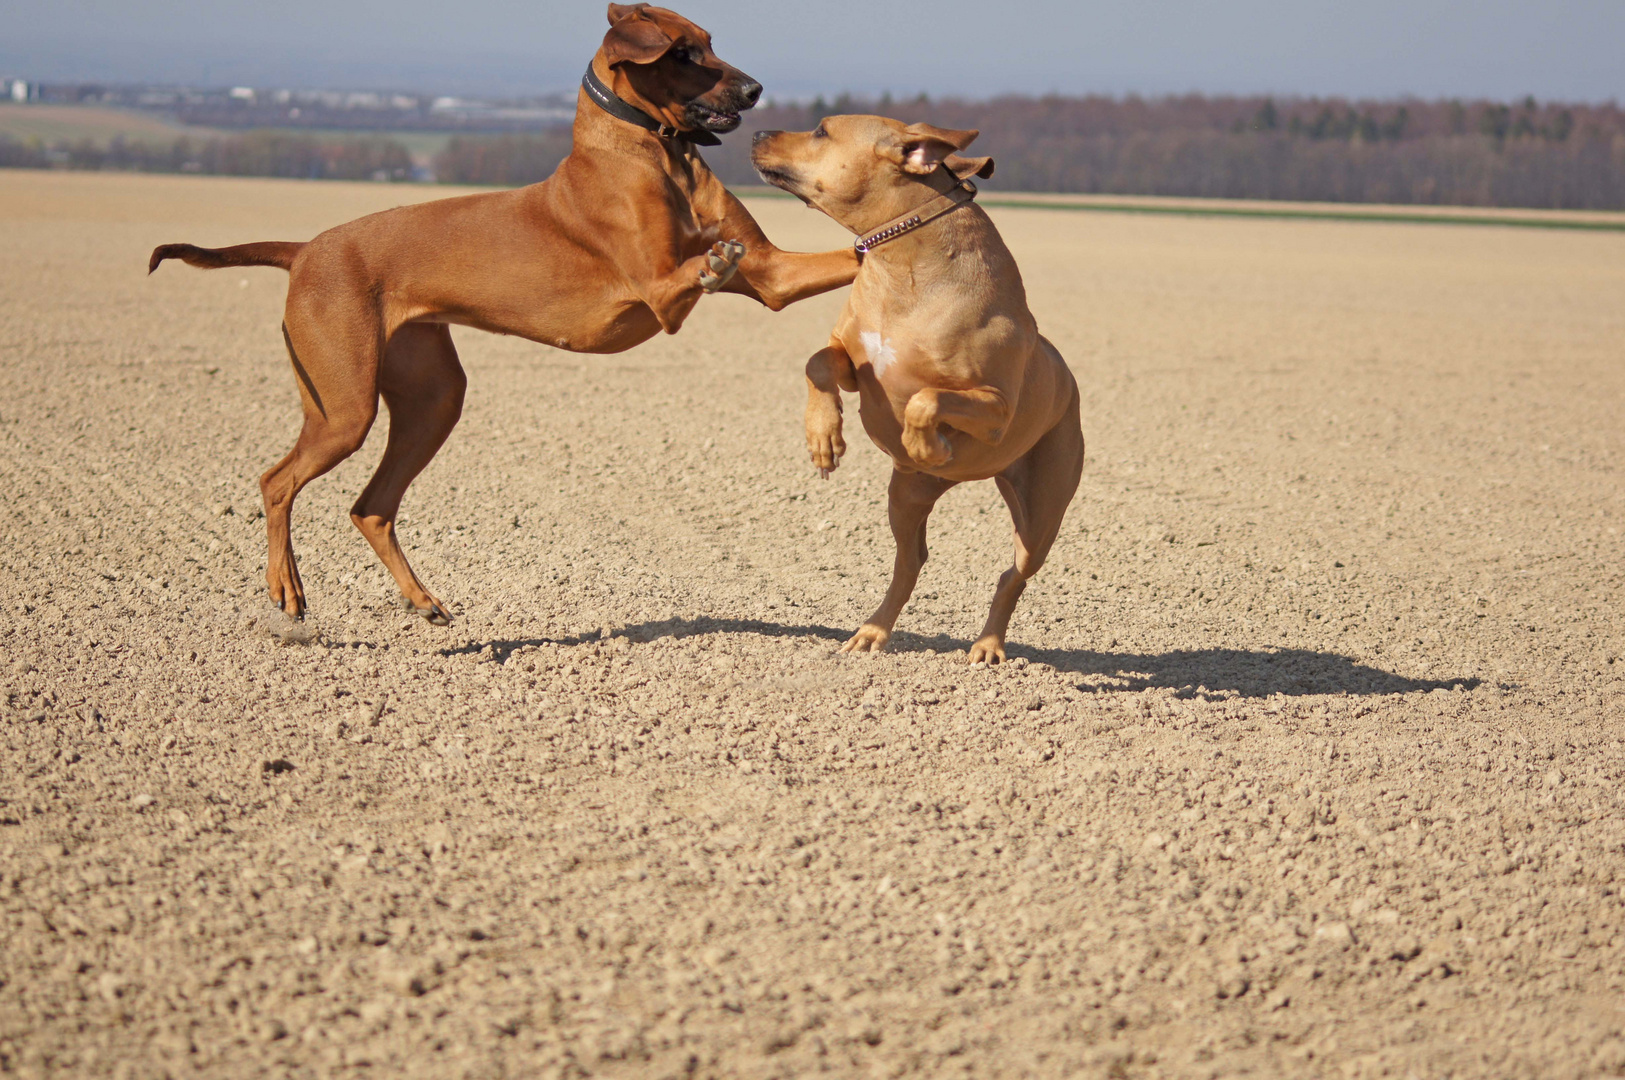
xmin=901 ymin=390 xmax=952 ymax=466
xmin=698 ymin=239 xmax=745 ymax=292
xmin=806 ymin=397 xmax=846 ymax=478
xmin=840 ymin=624 xmax=892 ymax=654
xmin=901 ymin=422 xmax=952 ymax=467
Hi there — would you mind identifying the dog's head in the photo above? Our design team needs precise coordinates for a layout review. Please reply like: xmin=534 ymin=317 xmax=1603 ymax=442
xmin=597 ymin=3 xmax=762 ymax=136
xmin=750 ymin=114 xmax=994 ymax=232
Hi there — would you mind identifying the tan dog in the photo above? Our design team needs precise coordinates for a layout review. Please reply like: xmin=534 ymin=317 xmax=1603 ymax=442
xmin=751 ymin=116 xmax=1085 ymax=663
xmin=149 ymin=4 xmax=856 ymax=624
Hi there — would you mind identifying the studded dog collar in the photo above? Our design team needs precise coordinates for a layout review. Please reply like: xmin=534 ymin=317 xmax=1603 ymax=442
xmin=853 ymin=172 xmax=979 ymax=260
xmin=582 ymin=64 xmax=723 ymax=147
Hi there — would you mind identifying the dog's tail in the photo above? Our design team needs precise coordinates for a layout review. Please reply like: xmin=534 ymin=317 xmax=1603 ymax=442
xmin=148 ymin=241 xmax=305 ymax=275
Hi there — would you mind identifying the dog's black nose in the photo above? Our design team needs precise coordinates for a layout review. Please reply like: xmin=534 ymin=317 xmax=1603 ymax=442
xmin=752 ymin=129 xmax=778 ymax=146
xmin=740 ymin=80 xmax=763 ymax=106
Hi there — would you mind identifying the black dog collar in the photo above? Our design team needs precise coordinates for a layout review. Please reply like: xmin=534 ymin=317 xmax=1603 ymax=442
xmin=582 ymin=64 xmax=722 ymax=147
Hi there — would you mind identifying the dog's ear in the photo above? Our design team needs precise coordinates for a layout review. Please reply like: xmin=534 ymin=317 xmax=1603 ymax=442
xmin=946 ymin=153 xmax=995 ymax=180
xmin=603 ymin=4 xmax=673 ymax=65
xmin=879 ymin=123 xmax=982 ymax=176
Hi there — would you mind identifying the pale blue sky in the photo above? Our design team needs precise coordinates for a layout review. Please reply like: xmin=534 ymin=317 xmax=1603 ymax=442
xmin=5 ymin=0 xmax=1621 ymax=102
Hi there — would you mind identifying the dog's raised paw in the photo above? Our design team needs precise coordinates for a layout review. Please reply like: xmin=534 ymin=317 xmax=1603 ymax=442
xmin=902 ymin=424 xmax=953 ymax=467
xmin=806 ymin=403 xmax=846 ymax=477
xmin=699 ymin=239 xmax=745 ymax=292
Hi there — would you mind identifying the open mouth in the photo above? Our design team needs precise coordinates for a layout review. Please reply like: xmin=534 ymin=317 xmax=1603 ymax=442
xmin=688 ymin=101 xmax=743 ymax=133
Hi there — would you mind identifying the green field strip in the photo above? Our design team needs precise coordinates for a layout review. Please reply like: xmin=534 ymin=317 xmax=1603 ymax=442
xmin=737 ymin=186 xmax=1625 ymax=232
xmin=976 ymin=196 xmax=1625 ymax=232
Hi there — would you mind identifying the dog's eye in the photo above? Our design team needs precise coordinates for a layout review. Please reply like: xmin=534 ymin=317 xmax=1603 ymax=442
xmin=813 ymin=124 xmax=827 ymax=139
xmin=680 ymin=46 xmax=704 ymax=64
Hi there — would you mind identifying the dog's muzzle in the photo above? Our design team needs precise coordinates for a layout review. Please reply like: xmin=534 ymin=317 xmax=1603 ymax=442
xmin=749 ymin=137 xmax=799 ymax=194
xmin=689 ymin=79 xmax=761 ymax=133
xmin=689 ymin=101 xmax=744 ymax=133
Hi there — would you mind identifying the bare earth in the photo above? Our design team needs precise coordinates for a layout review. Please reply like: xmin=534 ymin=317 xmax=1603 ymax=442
xmin=1 ymin=170 xmax=1623 ymax=1079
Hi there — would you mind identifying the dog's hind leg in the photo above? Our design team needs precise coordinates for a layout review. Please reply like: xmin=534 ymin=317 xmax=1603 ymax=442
xmin=349 ymin=322 xmax=466 ymax=625
xmin=972 ymin=388 xmax=1085 ymax=664
xmin=260 ymin=318 xmax=380 ymax=620
xmin=842 ymin=468 xmax=956 ymax=654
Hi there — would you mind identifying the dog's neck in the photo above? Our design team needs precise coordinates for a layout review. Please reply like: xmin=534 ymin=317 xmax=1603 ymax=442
xmin=572 ymin=61 xmax=708 ymax=176
xmin=581 ymin=59 xmax=721 ymax=148
xmin=845 ymin=166 xmax=967 ymax=241
xmin=847 ymin=180 xmax=1022 ymax=323
xmin=845 ymin=169 xmax=992 ymax=285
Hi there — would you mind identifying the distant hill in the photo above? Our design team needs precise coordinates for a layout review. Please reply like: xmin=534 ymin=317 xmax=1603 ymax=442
xmin=5 ymin=94 xmax=1623 ymax=210
xmin=0 ymin=104 xmax=216 ymax=145
xmin=444 ymin=93 xmax=1625 ymax=211
xmin=700 ymin=95 xmax=1625 ymax=210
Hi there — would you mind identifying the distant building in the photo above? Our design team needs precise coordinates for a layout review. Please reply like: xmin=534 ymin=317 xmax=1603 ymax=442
xmin=9 ymin=79 xmax=34 ymax=104
xmin=229 ymin=86 xmax=256 ymax=104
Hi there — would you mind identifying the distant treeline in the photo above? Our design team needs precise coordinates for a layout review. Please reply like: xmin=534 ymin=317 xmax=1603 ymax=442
xmin=439 ymin=94 xmax=1625 ymax=210
xmin=0 ymin=131 xmax=413 ymax=181
xmin=433 ymin=132 xmax=573 ymax=186
xmin=4 ymin=94 xmax=1622 ymax=209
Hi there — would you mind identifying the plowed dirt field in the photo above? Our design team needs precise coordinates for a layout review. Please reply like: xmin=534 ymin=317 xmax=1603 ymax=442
xmin=2 ymin=170 xmax=1623 ymax=1078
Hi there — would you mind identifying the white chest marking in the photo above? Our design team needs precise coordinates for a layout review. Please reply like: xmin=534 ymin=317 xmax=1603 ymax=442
xmin=859 ymin=330 xmax=897 ymax=379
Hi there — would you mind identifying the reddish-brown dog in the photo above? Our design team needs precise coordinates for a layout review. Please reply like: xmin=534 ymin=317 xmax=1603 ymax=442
xmin=752 ymin=116 xmax=1085 ymax=663
xmin=150 ymin=4 xmax=856 ymax=624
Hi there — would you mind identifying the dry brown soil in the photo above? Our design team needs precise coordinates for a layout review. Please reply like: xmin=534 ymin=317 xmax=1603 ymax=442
xmin=2 ymin=170 xmax=1623 ymax=1079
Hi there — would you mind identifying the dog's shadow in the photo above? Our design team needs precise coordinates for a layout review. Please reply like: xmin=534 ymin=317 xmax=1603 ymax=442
xmin=443 ymin=615 xmax=1478 ymax=699
xmin=1024 ymin=643 xmax=1477 ymax=698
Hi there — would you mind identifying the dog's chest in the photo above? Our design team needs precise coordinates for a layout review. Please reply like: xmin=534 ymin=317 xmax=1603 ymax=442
xmin=857 ymin=330 xmax=899 ymax=380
